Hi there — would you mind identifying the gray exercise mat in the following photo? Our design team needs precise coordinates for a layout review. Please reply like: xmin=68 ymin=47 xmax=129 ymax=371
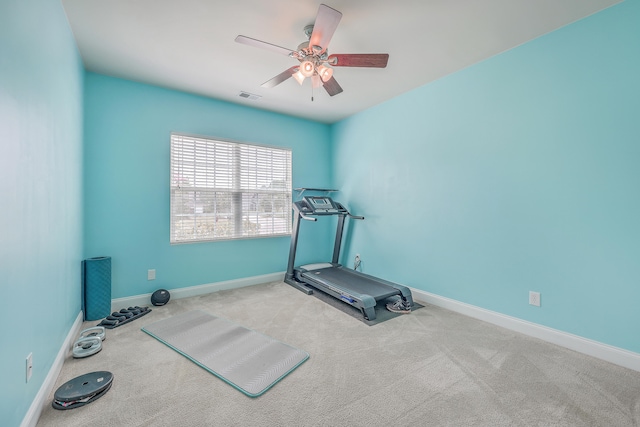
xmin=142 ymin=310 xmax=309 ymax=397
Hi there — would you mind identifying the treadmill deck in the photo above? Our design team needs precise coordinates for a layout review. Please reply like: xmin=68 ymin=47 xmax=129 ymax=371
xmin=300 ymin=266 xmax=399 ymax=301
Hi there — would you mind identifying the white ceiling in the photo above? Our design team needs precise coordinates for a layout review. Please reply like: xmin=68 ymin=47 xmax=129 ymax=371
xmin=61 ymin=0 xmax=620 ymax=124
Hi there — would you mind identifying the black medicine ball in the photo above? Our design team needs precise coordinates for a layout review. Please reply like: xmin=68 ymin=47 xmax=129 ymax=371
xmin=151 ymin=289 xmax=170 ymax=306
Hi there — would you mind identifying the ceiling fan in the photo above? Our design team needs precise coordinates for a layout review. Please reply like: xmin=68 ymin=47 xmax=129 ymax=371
xmin=235 ymin=4 xmax=389 ymax=98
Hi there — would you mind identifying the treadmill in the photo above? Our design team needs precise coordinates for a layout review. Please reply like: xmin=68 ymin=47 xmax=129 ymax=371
xmin=285 ymin=192 xmax=414 ymax=321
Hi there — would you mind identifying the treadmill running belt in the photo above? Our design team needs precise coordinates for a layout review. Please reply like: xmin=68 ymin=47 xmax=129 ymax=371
xmin=301 ymin=266 xmax=399 ymax=300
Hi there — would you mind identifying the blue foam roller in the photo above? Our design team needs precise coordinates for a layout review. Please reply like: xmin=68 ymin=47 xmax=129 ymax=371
xmin=83 ymin=257 xmax=111 ymax=321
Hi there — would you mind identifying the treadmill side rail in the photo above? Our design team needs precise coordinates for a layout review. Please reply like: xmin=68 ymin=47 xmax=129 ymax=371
xmin=299 ymin=268 xmax=378 ymax=320
xmin=284 ymin=277 xmax=313 ymax=295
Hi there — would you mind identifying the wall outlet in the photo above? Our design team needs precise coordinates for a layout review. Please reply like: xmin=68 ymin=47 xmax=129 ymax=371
xmin=26 ymin=353 xmax=33 ymax=382
xmin=529 ymin=291 xmax=541 ymax=307
xmin=148 ymin=269 xmax=156 ymax=280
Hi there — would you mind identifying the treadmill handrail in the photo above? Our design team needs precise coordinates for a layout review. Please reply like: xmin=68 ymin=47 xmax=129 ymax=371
xmin=298 ymin=210 xmax=363 ymax=220
xmin=300 ymin=212 xmax=317 ymax=221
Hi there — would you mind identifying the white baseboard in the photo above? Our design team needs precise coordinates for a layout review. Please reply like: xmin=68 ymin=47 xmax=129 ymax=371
xmin=21 ymin=311 xmax=84 ymax=427
xmin=111 ymin=271 xmax=285 ymax=311
xmin=411 ymin=288 xmax=640 ymax=373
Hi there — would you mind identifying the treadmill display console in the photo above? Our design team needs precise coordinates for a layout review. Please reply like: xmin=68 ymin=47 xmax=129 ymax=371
xmin=303 ymin=196 xmax=340 ymax=214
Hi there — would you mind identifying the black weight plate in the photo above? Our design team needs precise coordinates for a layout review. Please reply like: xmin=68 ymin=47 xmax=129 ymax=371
xmin=53 ymin=371 xmax=113 ymax=404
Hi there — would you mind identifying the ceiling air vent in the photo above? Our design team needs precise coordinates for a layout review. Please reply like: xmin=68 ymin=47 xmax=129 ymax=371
xmin=238 ymin=91 xmax=261 ymax=101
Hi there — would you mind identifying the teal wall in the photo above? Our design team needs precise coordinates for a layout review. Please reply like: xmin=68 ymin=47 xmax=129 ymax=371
xmin=332 ymin=0 xmax=640 ymax=353
xmin=0 ymin=0 xmax=84 ymax=424
xmin=3 ymin=0 xmax=640 ymax=424
xmin=84 ymin=74 xmax=334 ymax=299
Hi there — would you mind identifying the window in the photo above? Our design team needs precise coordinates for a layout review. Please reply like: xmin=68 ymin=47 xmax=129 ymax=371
xmin=170 ymin=134 xmax=292 ymax=243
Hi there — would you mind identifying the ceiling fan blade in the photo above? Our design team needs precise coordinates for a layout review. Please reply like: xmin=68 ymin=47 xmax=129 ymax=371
xmin=309 ymin=4 xmax=342 ymax=53
xmin=323 ymin=76 xmax=343 ymax=97
xmin=328 ymin=54 xmax=389 ymax=68
xmin=235 ymin=35 xmax=294 ymax=56
xmin=261 ymin=66 xmax=299 ymax=88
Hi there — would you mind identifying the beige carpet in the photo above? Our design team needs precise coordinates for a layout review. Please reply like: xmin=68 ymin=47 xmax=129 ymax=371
xmin=38 ymin=281 xmax=640 ymax=426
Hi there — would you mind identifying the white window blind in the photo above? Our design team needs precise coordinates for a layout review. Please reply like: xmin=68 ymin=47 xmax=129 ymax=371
xmin=170 ymin=134 xmax=292 ymax=243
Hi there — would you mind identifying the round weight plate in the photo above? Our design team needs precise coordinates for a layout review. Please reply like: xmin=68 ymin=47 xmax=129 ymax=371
xmin=72 ymin=337 xmax=102 ymax=358
xmin=52 ymin=371 xmax=113 ymax=410
xmin=79 ymin=326 xmax=106 ymax=341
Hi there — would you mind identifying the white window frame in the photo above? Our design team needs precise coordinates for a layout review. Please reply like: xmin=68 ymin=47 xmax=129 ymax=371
xmin=170 ymin=133 xmax=292 ymax=244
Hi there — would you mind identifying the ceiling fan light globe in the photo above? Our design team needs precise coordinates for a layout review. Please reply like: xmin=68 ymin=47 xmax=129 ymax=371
xmin=300 ymin=61 xmax=315 ymax=77
xmin=317 ymin=65 xmax=333 ymax=82
xmin=293 ymin=70 xmax=306 ymax=85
